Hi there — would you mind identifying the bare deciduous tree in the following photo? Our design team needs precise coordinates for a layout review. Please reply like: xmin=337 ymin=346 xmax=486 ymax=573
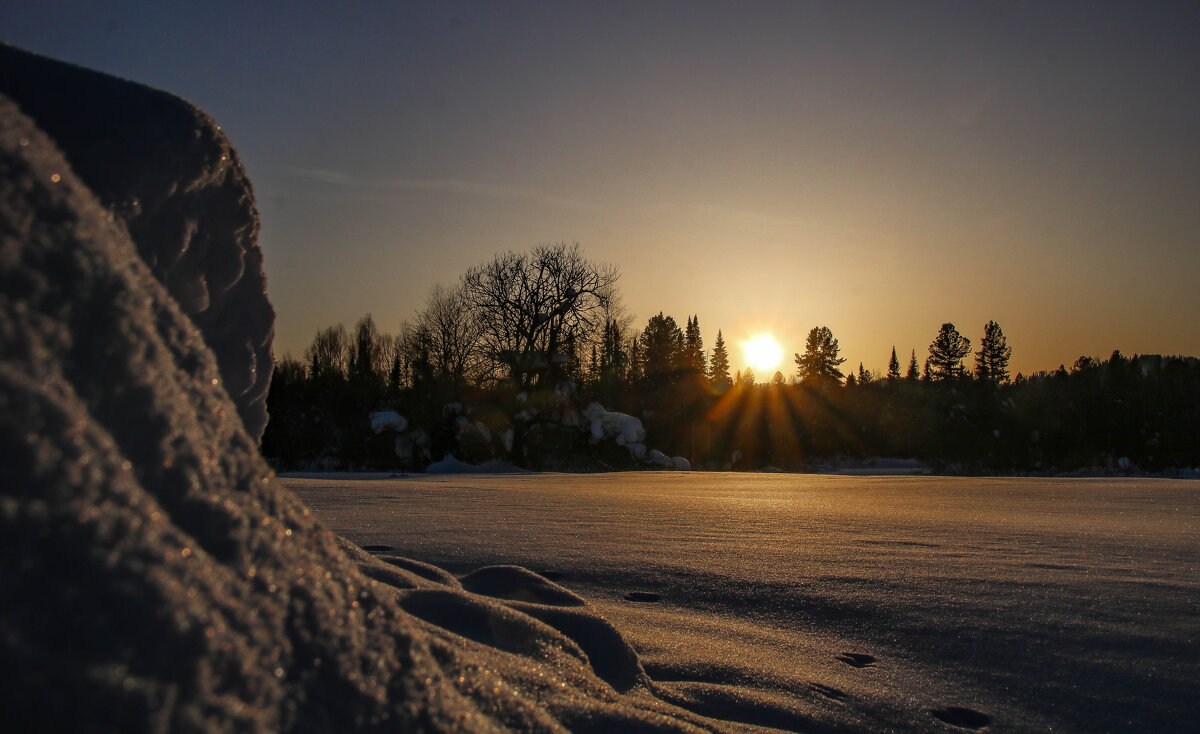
xmin=304 ymin=324 xmax=349 ymax=380
xmin=414 ymin=283 xmax=482 ymax=388
xmin=461 ymin=242 xmax=618 ymax=390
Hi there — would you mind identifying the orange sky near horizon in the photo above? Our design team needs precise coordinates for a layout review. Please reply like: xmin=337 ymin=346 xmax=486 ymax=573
xmin=4 ymin=3 xmax=1198 ymax=379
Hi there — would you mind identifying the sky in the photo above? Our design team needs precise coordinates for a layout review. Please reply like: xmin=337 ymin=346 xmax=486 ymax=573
xmin=4 ymin=1 xmax=1199 ymax=378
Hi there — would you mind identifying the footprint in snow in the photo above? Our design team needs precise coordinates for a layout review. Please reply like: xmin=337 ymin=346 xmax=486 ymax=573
xmin=808 ymin=682 xmax=847 ymax=701
xmin=837 ymin=652 xmax=877 ymax=668
xmin=623 ymin=591 xmax=661 ymax=603
xmin=931 ymin=706 xmax=992 ymax=730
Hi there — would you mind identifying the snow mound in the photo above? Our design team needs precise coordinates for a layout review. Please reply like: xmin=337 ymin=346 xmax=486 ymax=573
xmin=369 ymin=410 xmax=407 ymax=433
xmin=0 ymin=44 xmax=274 ymax=441
xmin=584 ymin=402 xmax=646 ymax=446
xmin=425 ymin=455 xmax=526 ymax=474
xmin=0 ymin=56 xmax=728 ymax=732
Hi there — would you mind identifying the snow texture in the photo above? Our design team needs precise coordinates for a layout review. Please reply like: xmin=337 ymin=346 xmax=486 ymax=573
xmin=291 ymin=472 xmax=1200 ymax=734
xmin=0 ymin=43 xmax=274 ymax=442
xmin=0 ymin=56 xmax=738 ymax=733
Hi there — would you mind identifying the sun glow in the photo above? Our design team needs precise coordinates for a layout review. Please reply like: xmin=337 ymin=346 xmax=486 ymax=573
xmin=743 ymin=334 xmax=783 ymax=372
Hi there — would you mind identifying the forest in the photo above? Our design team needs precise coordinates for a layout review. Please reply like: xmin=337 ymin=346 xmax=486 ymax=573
xmin=261 ymin=243 xmax=1200 ymax=474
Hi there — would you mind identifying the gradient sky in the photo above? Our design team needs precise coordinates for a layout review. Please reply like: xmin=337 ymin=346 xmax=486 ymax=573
xmin=4 ymin=2 xmax=1198 ymax=377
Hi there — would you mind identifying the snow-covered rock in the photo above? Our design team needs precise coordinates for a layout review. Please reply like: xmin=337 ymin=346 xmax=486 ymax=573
xmin=583 ymin=403 xmax=645 ymax=446
xmin=370 ymin=410 xmax=407 ymax=433
xmin=646 ymin=449 xmax=671 ymax=468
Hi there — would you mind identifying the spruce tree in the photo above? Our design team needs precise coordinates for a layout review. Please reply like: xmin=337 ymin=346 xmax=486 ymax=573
xmin=708 ymin=330 xmax=732 ymax=388
xmin=684 ymin=315 xmax=705 ymax=375
xmin=906 ymin=350 xmax=919 ymax=381
xmin=794 ymin=326 xmax=846 ymax=385
xmin=887 ymin=346 xmax=902 ymax=381
xmin=638 ymin=312 xmax=685 ymax=386
xmin=927 ymin=322 xmax=971 ymax=380
xmin=858 ymin=362 xmax=872 ymax=385
xmin=974 ymin=320 xmax=1013 ymax=383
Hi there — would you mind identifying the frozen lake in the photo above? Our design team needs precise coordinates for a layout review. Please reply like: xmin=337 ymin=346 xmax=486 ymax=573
xmin=285 ymin=473 xmax=1200 ymax=732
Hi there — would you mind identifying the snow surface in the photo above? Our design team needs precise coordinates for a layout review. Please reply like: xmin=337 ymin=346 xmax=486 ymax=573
xmin=287 ymin=473 xmax=1200 ymax=733
xmin=425 ymin=455 xmax=524 ymax=474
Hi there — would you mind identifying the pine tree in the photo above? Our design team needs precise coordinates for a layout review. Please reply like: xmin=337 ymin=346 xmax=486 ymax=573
xmin=599 ymin=319 xmax=626 ymax=383
xmin=927 ymin=322 xmax=971 ymax=380
xmin=739 ymin=367 xmax=756 ymax=386
xmin=888 ymin=347 xmax=902 ymax=381
xmin=974 ymin=320 xmax=1013 ymax=383
xmin=906 ymin=350 xmax=919 ymax=381
xmin=684 ymin=315 xmax=705 ymax=375
xmin=845 ymin=372 xmax=857 ymax=387
xmin=771 ymin=370 xmax=786 ymax=387
xmin=708 ymin=329 xmax=732 ymax=388
xmin=794 ymin=326 xmax=846 ymax=385
xmin=638 ymin=312 xmax=685 ymax=386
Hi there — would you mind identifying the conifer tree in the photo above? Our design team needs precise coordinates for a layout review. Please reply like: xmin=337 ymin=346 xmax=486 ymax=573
xmin=845 ymin=372 xmax=857 ymax=387
xmin=927 ymin=322 xmax=971 ymax=380
xmin=888 ymin=347 xmax=902 ymax=381
xmin=708 ymin=330 xmax=732 ymax=388
xmin=684 ymin=315 xmax=706 ymax=374
xmin=906 ymin=350 xmax=920 ymax=381
xmin=794 ymin=326 xmax=846 ymax=385
xmin=858 ymin=362 xmax=872 ymax=385
xmin=974 ymin=320 xmax=1013 ymax=383
xmin=638 ymin=312 xmax=684 ymax=386
xmin=739 ymin=367 xmax=756 ymax=386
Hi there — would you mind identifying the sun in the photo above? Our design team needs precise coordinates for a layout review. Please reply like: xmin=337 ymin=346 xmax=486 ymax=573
xmin=743 ymin=334 xmax=783 ymax=372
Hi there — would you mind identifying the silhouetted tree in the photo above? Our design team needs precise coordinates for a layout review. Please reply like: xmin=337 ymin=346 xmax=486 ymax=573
xmin=738 ymin=367 xmax=756 ymax=386
xmin=974 ymin=320 xmax=1013 ymax=383
xmin=1071 ymin=355 xmax=1098 ymax=374
xmin=638 ymin=312 xmax=685 ymax=387
xmin=845 ymin=372 xmax=857 ymax=387
xmin=709 ymin=330 xmax=732 ymax=388
xmin=928 ymin=323 xmax=971 ymax=380
xmin=684 ymin=315 xmax=705 ymax=375
xmin=595 ymin=318 xmax=628 ymax=400
xmin=306 ymin=324 xmax=349 ymax=381
xmin=348 ymin=315 xmax=389 ymax=391
xmin=907 ymin=349 xmax=920 ymax=381
xmin=771 ymin=370 xmax=786 ymax=387
xmin=461 ymin=242 xmax=617 ymax=390
xmin=888 ymin=347 xmax=902 ymax=381
xmin=795 ymin=326 xmax=846 ymax=385
xmin=414 ymin=284 xmax=481 ymax=388
xmin=857 ymin=362 xmax=873 ymax=385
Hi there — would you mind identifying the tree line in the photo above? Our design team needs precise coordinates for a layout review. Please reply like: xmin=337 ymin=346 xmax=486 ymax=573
xmin=261 ymin=243 xmax=1200 ymax=473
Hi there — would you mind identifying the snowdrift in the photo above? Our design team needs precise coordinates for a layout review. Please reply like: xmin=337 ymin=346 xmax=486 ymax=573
xmin=0 ymin=45 xmax=741 ymax=732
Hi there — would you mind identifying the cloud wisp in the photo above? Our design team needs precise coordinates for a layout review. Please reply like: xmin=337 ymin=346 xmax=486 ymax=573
xmin=289 ymin=167 xmax=600 ymax=211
